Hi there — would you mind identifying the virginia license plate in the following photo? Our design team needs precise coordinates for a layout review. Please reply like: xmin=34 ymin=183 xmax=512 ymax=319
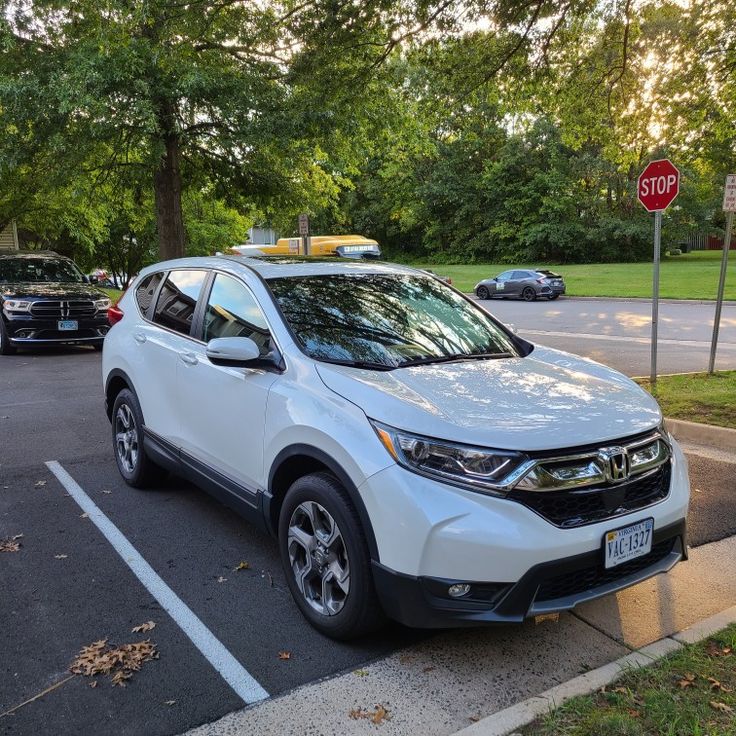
xmin=604 ymin=518 xmax=653 ymax=569
xmin=58 ymin=320 xmax=78 ymax=331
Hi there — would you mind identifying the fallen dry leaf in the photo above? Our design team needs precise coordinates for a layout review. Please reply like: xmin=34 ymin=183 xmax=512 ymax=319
xmin=88 ymin=681 xmax=98 ymax=688
xmin=423 ymin=666 xmax=436 ymax=673
xmin=710 ymin=701 xmax=734 ymax=714
xmin=69 ymin=638 xmax=158 ymax=686
xmin=706 ymin=642 xmax=733 ymax=658
xmin=131 ymin=621 xmax=156 ymax=633
xmin=707 ymin=677 xmax=733 ymax=693
xmin=0 ymin=534 xmax=23 ymax=553
xmin=277 ymin=651 xmax=291 ymax=660
xmin=54 ymin=554 xmax=68 ymax=559
xmin=627 ymin=709 xmax=641 ymax=718
xmin=468 ymin=714 xmax=481 ymax=723
xmin=233 ymin=561 xmax=251 ymax=571
xmin=677 ymin=673 xmax=696 ymax=689
xmin=349 ymin=705 xmax=391 ymax=725
xmin=613 ymin=686 xmax=628 ymax=694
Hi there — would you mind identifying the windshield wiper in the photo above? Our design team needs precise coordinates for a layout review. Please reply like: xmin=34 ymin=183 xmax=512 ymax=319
xmin=398 ymin=352 xmax=513 ymax=367
xmin=321 ymin=358 xmax=397 ymax=371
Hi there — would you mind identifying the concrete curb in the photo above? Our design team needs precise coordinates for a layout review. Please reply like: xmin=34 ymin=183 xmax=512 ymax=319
xmin=666 ymin=417 xmax=736 ymax=452
xmin=451 ymin=606 xmax=736 ymax=736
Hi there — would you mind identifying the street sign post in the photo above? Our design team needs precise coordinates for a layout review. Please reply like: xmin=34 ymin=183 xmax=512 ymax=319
xmin=298 ymin=213 xmax=310 ymax=255
xmin=637 ymin=159 xmax=680 ymax=387
xmin=708 ymin=174 xmax=736 ymax=374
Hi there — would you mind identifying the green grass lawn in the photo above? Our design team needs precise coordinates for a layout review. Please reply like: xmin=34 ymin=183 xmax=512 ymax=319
xmin=405 ymin=251 xmax=736 ymax=299
xmin=523 ymin=624 xmax=736 ymax=736
xmin=635 ymin=371 xmax=736 ymax=429
xmin=102 ymin=287 xmax=123 ymax=301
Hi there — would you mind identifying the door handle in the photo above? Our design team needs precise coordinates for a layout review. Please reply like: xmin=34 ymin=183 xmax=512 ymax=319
xmin=180 ymin=352 xmax=198 ymax=366
xmin=134 ymin=333 xmax=146 ymax=344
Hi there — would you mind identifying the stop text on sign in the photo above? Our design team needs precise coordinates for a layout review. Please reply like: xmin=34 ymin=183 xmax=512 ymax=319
xmin=637 ymin=159 xmax=680 ymax=212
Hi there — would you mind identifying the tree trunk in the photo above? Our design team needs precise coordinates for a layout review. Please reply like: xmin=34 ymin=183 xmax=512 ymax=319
xmin=153 ymin=132 xmax=186 ymax=260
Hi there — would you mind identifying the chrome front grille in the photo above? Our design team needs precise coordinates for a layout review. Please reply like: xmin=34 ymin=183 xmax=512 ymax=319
xmin=30 ymin=300 xmax=96 ymax=318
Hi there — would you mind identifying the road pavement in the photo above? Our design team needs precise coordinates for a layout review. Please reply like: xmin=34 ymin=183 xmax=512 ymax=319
xmin=1 ymin=347 xmax=734 ymax=736
xmin=475 ymin=296 xmax=736 ymax=376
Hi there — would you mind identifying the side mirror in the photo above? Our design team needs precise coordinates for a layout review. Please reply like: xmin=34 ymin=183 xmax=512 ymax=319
xmin=82 ymin=275 xmax=90 ymax=283
xmin=89 ymin=275 xmax=99 ymax=284
xmin=206 ymin=337 xmax=261 ymax=367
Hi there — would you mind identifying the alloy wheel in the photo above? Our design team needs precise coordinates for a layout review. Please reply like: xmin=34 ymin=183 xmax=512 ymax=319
xmin=115 ymin=403 xmax=139 ymax=474
xmin=287 ymin=501 xmax=350 ymax=616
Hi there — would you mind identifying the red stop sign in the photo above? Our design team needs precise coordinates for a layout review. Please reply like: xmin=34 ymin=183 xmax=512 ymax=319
xmin=638 ymin=159 xmax=680 ymax=212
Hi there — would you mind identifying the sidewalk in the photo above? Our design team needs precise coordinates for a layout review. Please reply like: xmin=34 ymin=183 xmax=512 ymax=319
xmin=182 ymin=446 xmax=736 ymax=736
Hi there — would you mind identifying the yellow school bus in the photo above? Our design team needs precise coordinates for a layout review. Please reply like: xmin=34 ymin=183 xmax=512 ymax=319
xmin=232 ymin=234 xmax=381 ymax=259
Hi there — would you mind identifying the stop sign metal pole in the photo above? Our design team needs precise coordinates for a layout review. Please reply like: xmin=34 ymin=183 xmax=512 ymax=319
xmin=650 ymin=211 xmax=662 ymax=386
xmin=638 ymin=159 xmax=679 ymax=388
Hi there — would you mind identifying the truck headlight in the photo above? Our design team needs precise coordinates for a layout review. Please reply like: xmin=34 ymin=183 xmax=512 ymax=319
xmin=370 ymin=420 xmax=527 ymax=495
xmin=2 ymin=300 xmax=31 ymax=313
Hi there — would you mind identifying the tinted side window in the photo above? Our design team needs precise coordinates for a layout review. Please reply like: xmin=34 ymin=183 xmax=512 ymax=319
xmin=512 ymin=271 xmax=530 ymax=280
xmin=135 ymin=272 xmax=164 ymax=317
xmin=153 ymin=270 xmax=207 ymax=336
xmin=202 ymin=274 xmax=271 ymax=356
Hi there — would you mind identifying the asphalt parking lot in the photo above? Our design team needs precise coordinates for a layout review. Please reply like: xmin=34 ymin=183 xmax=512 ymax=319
xmin=2 ymin=345 xmax=736 ymax=736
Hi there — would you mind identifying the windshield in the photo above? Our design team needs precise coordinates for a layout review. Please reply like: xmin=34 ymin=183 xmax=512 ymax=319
xmin=0 ymin=257 xmax=84 ymax=284
xmin=267 ymin=273 xmax=520 ymax=368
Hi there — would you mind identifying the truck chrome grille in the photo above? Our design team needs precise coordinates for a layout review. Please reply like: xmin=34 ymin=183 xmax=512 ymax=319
xmin=30 ymin=300 xmax=96 ymax=318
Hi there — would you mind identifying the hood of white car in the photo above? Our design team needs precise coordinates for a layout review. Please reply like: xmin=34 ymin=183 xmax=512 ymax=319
xmin=315 ymin=346 xmax=662 ymax=452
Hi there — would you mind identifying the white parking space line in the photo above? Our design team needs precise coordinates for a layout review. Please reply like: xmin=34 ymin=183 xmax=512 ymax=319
xmin=45 ymin=460 xmax=269 ymax=705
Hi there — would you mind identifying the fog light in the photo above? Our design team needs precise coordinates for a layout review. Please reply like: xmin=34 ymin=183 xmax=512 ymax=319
xmin=447 ymin=583 xmax=471 ymax=598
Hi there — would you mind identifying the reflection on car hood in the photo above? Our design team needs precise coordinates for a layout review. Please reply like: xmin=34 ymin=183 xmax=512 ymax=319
xmin=0 ymin=282 xmax=107 ymax=299
xmin=315 ymin=346 xmax=661 ymax=452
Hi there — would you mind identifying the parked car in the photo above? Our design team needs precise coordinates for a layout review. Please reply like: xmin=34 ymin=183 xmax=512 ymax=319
xmin=103 ymin=257 xmax=688 ymax=639
xmin=0 ymin=251 xmax=111 ymax=355
xmin=475 ymin=269 xmax=566 ymax=301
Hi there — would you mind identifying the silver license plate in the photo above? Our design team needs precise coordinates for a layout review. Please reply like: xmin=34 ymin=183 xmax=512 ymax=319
xmin=604 ymin=518 xmax=653 ymax=569
xmin=58 ymin=320 xmax=78 ymax=331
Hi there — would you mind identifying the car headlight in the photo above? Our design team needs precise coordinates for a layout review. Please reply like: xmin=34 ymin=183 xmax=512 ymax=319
xmin=95 ymin=298 xmax=112 ymax=312
xmin=2 ymin=299 xmax=32 ymax=313
xmin=370 ymin=420 xmax=528 ymax=495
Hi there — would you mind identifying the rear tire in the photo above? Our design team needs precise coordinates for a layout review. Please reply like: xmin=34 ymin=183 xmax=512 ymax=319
xmin=111 ymin=388 xmax=167 ymax=488
xmin=0 ymin=320 xmax=17 ymax=355
xmin=279 ymin=472 xmax=386 ymax=640
xmin=522 ymin=287 xmax=536 ymax=302
xmin=476 ymin=286 xmax=490 ymax=300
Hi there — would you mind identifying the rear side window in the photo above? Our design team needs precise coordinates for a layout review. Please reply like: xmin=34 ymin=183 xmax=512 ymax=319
xmin=202 ymin=273 xmax=271 ymax=356
xmin=152 ymin=269 xmax=207 ymax=336
xmin=512 ymin=271 xmax=530 ymax=279
xmin=135 ymin=272 xmax=164 ymax=317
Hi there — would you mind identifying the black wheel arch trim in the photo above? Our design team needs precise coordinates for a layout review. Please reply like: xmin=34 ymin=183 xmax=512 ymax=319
xmin=105 ymin=368 xmax=137 ymax=421
xmin=266 ymin=444 xmax=380 ymax=562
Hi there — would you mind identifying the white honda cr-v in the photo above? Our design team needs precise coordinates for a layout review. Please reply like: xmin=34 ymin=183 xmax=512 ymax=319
xmin=103 ymin=256 xmax=689 ymax=639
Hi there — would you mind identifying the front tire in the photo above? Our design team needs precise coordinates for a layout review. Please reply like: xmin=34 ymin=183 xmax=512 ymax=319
xmin=0 ymin=320 xmax=17 ymax=356
xmin=476 ymin=286 xmax=490 ymax=300
xmin=111 ymin=388 xmax=167 ymax=488
xmin=279 ymin=472 xmax=385 ymax=640
xmin=522 ymin=287 xmax=537 ymax=302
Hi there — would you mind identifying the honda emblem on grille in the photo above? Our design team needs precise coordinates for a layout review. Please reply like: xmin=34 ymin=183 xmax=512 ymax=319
xmin=598 ymin=447 xmax=630 ymax=483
